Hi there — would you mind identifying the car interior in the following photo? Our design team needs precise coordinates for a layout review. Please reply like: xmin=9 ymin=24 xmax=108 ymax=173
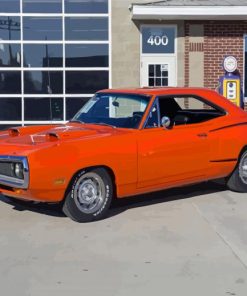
xmin=155 ymin=96 xmax=226 ymax=127
xmin=76 ymin=95 xmax=226 ymax=129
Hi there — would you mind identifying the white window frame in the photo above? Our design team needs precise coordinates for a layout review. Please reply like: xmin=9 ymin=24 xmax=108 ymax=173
xmin=0 ymin=0 xmax=112 ymax=126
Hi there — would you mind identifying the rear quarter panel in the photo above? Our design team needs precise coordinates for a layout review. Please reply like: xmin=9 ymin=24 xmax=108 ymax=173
xmin=210 ymin=124 xmax=247 ymax=160
xmin=207 ymin=114 xmax=247 ymax=179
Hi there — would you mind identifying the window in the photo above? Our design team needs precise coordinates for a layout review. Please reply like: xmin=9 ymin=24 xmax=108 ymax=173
xmin=23 ymin=0 xmax=62 ymax=13
xmin=148 ymin=64 xmax=168 ymax=87
xmin=65 ymin=17 xmax=108 ymax=41
xmin=0 ymin=0 xmax=20 ymax=12
xmin=65 ymin=44 xmax=108 ymax=68
xmin=66 ymin=97 xmax=89 ymax=120
xmin=73 ymin=93 xmax=150 ymax=129
xmin=66 ymin=71 xmax=109 ymax=94
xmin=23 ymin=44 xmax=63 ymax=68
xmin=23 ymin=17 xmax=62 ymax=40
xmin=108 ymin=96 xmax=147 ymax=118
xmin=0 ymin=17 xmax=20 ymax=40
xmin=24 ymin=98 xmax=63 ymax=121
xmin=145 ymin=95 xmax=225 ymax=128
xmin=0 ymin=44 xmax=21 ymax=67
xmin=0 ymin=98 xmax=21 ymax=120
xmin=24 ymin=71 xmax=63 ymax=94
xmin=0 ymin=0 xmax=110 ymax=126
xmin=65 ymin=0 xmax=108 ymax=13
xmin=142 ymin=26 xmax=176 ymax=54
xmin=0 ymin=71 xmax=21 ymax=94
xmin=174 ymin=97 xmax=207 ymax=110
xmin=0 ymin=125 xmax=20 ymax=131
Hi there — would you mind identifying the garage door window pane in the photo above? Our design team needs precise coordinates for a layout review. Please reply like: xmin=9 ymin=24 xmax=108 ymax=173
xmin=65 ymin=0 xmax=108 ymax=13
xmin=65 ymin=44 xmax=108 ymax=67
xmin=0 ymin=44 xmax=21 ymax=67
xmin=65 ymin=17 xmax=108 ymax=41
xmin=0 ymin=98 xmax=21 ymax=120
xmin=66 ymin=71 xmax=109 ymax=94
xmin=24 ymin=71 xmax=63 ymax=94
xmin=24 ymin=98 xmax=63 ymax=121
xmin=0 ymin=71 xmax=21 ymax=94
xmin=0 ymin=0 xmax=20 ymax=12
xmin=23 ymin=17 xmax=62 ymax=41
xmin=0 ymin=17 xmax=20 ymax=40
xmin=66 ymin=97 xmax=90 ymax=120
xmin=24 ymin=44 xmax=63 ymax=68
xmin=23 ymin=0 xmax=62 ymax=13
xmin=0 ymin=125 xmax=20 ymax=130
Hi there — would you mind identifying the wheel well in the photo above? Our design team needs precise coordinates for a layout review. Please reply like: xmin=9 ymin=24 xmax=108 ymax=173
xmin=63 ymin=165 xmax=117 ymax=201
xmin=228 ymin=145 xmax=247 ymax=171
xmin=229 ymin=145 xmax=247 ymax=175
xmin=239 ymin=146 xmax=247 ymax=160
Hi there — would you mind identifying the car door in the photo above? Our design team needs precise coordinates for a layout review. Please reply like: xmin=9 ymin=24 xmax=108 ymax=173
xmin=137 ymin=95 xmax=220 ymax=189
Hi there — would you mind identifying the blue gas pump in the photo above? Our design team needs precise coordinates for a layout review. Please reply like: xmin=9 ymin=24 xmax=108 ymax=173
xmin=218 ymin=56 xmax=244 ymax=109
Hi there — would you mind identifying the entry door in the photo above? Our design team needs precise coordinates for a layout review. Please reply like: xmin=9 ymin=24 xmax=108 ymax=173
xmin=141 ymin=56 xmax=176 ymax=87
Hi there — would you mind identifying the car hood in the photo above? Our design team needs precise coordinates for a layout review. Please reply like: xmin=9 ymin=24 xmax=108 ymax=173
xmin=0 ymin=123 xmax=124 ymax=155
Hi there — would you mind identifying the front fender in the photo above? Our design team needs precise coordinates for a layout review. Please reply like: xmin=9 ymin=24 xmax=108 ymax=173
xmin=27 ymin=133 xmax=138 ymax=201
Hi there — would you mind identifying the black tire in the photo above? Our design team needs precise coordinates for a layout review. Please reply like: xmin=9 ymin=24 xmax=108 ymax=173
xmin=62 ymin=168 xmax=113 ymax=222
xmin=227 ymin=150 xmax=247 ymax=192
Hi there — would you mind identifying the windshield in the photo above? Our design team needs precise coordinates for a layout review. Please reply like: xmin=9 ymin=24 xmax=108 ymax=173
xmin=72 ymin=93 xmax=150 ymax=128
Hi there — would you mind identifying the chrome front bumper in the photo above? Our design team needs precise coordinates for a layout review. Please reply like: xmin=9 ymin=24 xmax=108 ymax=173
xmin=0 ymin=156 xmax=29 ymax=189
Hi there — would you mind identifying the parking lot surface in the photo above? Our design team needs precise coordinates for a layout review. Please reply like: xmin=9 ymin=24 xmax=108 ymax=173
xmin=1 ymin=181 xmax=247 ymax=296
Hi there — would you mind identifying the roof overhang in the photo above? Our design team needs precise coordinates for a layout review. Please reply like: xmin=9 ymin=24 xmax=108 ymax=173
xmin=131 ymin=5 xmax=247 ymax=20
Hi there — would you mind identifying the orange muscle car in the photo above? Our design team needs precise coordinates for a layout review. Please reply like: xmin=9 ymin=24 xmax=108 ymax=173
xmin=0 ymin=87 xmax=247 ymax=222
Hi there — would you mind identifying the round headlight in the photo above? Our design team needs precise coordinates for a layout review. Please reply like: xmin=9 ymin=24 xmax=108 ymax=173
xmin=14 ymin=163 xmax=23 ymax=179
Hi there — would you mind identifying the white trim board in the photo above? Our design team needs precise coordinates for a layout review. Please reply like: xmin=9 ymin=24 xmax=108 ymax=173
xmin=132 ymin=5 xmax=247 ymax=20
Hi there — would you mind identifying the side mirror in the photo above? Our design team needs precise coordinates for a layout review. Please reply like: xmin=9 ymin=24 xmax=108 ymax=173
xmin=161 ymin=116 xmax=172 ymax=129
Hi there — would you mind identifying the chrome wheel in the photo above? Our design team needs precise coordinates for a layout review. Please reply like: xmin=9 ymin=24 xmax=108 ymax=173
xmin=74 ymin=172 xmax=106 ymax=214
xmin=239 ymin=152 xmax=247 ymax=185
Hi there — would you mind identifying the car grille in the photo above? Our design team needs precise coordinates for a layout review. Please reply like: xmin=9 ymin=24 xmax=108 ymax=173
xmin=0 ymin=162 xmax=14 ymax=178
xmin=0 ymin=156 xmax=29 ymax=189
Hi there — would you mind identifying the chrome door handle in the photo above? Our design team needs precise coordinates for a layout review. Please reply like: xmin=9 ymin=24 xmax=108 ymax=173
xmin=197 ymin=133 xmax=208 ymax=138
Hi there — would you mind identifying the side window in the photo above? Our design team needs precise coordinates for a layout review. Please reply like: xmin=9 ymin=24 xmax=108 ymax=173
xmin=175 ymin=97 xmax=211 ymax=110
xmin=158 ymin=96 xmax=225 ymax=126
xmin=145 ymin=101 xmax=159 ymax=128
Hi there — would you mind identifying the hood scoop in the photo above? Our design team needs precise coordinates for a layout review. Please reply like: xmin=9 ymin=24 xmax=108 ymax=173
xmin=8 ymin=125 xmax=59 ymax=137
xmin=5 ymin=124 xmax=110 ymax=145
xmin=9 ymin=128 xmax=20 ymax=137
xmin=45 ymin=126 xmax=98 ymax=141
xmin=46 ymin=133 xmax=60 ymax=142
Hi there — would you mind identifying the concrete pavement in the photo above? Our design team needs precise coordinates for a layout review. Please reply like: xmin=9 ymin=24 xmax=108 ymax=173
xmin=0 ymin=181 xmax=247 ymax=295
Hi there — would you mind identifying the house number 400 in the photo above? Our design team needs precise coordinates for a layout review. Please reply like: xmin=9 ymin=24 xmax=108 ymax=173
xmin=147 ymin=35 xmax=169 ymax=46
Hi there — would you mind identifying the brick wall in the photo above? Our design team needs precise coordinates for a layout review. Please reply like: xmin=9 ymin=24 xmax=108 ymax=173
xmin=185 ymin=21 xmax=247 ymax=91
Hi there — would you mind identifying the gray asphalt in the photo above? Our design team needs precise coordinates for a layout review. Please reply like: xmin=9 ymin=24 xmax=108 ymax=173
xmin=1 ymin=181 xmax=247 ymax=296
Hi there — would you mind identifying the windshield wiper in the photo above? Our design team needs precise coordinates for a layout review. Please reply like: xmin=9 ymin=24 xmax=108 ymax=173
xmin=90 ymin=122 xmax=116 ymax=128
